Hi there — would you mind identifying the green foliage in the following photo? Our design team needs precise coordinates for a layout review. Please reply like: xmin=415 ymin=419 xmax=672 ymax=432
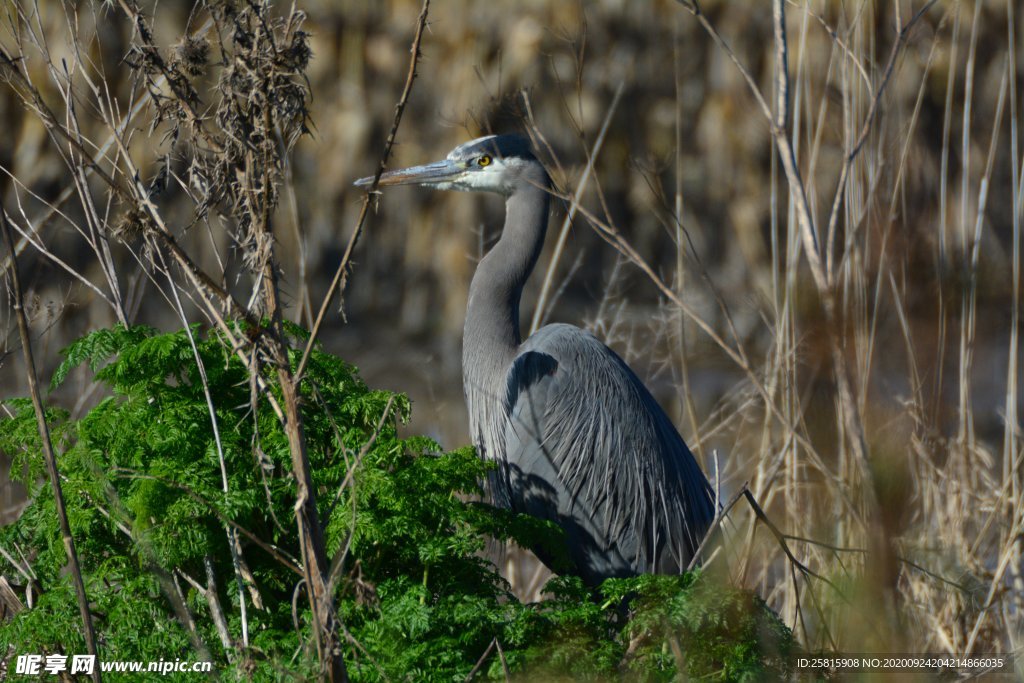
xmin=603 ymin=574 xmax=795 ymax=681
xmin=0 ymin=325 xmax=792 ymax=681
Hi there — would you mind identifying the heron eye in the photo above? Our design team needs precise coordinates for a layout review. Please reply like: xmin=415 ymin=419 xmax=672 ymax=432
xmin=477 ymin=155 xmax=492 ymax=167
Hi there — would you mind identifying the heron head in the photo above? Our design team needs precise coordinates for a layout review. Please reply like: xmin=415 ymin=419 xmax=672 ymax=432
xmin=354 ymin=134 xmax=542 ymax=196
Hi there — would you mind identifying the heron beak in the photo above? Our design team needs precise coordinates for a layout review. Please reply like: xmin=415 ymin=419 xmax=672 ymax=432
xmin=354 ymin=159 xmax=462 ymax=189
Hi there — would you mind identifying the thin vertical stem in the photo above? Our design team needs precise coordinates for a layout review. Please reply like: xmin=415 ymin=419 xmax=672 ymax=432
xmin=1005 ymin=0 xmax=1024 ymax=617
xmin=297 ymin=0 xmax=432 ymax=382
xmin=0 ymin=200 xmax=100 ymax=682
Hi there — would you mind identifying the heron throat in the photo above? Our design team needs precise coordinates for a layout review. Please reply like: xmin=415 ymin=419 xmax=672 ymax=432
xmin=462 ymin=164 xmax=551 ymax=478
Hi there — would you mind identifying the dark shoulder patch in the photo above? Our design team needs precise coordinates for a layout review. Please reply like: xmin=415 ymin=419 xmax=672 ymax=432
xmin=505 ymin=351 xmax=559 ymax=414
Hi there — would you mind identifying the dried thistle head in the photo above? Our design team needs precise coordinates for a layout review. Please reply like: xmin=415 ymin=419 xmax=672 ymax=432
xmin=110 ymin=207 xmax=154 ymax=242
xmin=279 ymin=29 xmax=311 ymax=73
xmin=125 ymin=45 xmax=164 ymax=76
xmin=176 ymin=36 xmax=210 ymax=77
xmin=120 ymin=4 xmax=312 ymax=277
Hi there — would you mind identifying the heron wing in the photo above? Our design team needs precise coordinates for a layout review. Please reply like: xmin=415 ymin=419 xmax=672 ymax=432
xmin=502 ymin=323 xmax=714 ymax=584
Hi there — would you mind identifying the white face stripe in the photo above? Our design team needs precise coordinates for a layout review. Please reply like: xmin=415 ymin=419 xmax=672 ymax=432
xmin=422 ymin=155 xmax=522 ymax=194
xmin=423 ymin=134 xmax=537 ymax=195
xmin=458 ymin=157 xmax=509 ymax=190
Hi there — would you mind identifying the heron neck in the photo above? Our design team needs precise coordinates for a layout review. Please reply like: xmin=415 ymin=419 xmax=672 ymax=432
xmin=463 ymin=169 xmax=550 ymax=394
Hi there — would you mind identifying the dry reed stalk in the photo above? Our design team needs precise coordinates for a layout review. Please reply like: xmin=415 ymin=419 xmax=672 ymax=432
xmin=1004 ymin=0 xmax=1024 ymax=628
xmin=577 ymin=0 xmax=1022 ymax=655
xmin=0 ymin=199 xmax=100 ymax=681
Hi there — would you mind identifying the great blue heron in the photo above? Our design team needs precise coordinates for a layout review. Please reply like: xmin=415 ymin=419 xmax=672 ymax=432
xmin=356 ymin=134 xmax=715 ymax=585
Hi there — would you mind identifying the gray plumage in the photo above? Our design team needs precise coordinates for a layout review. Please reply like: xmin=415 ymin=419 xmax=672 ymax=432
xmin=356 ymin=134 xmax=715 ymax=585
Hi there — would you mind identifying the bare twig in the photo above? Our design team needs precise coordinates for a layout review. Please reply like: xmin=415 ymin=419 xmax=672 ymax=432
xmin=164 ymin=252 xmax=251 ymax=646
xmin=687 ymin=484 xmax=748 ymax=572
xmin=0 ymin=200 xmax=101 ymax=681
xmin=529 ymin=80 xmax=623 ymax=336
xmin=739 ymin=488 xmax=843 ymax=594
xmin=464 ymin=637 xmax=510 ymax=682
xmin=296 ymin=0 xmax=432 ymax=382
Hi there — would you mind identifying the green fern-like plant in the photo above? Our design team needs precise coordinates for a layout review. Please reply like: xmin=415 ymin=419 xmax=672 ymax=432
xmin=0 ymin=325 xmax=792 ymax=681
